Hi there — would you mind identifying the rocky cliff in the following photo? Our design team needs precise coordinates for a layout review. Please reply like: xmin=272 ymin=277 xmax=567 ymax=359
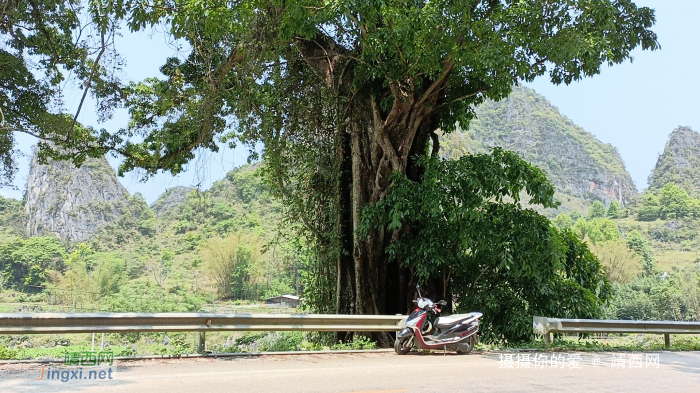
xmin=441 ymin=86 xmax=638 ymax=210
xmin=151 ymin=186 xmax=194 ymax=218
xmin=24 ymin=150 xmax=130 ymax=241
xmin=647 ymin=126 xmax=700 ymax=197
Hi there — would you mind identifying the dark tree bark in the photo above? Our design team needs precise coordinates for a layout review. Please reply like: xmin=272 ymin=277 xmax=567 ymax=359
xmin=294 ymin=36 xmax=454 ymax=347
xmin=345 ymin=85 xmax=452 ymax=345
xmin=335 ymin=120 xmax=356 ymax=342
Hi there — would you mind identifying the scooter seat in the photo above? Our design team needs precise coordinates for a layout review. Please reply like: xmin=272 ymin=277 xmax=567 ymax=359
xmin=435 ymin=313 xmax=476 ymax=328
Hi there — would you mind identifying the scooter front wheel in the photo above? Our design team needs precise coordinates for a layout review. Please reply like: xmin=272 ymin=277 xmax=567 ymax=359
xmin=394 ymin=335 xmax=413 ymax=355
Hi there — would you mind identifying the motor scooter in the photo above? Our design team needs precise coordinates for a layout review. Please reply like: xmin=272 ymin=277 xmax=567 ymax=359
xmin=394 ymin=284 xmax=482 ymax=355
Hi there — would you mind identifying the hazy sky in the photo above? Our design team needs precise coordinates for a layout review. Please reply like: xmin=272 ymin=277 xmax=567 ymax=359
xmin=527 ymin=0 xmax=700 ymax=193
xmin=2 ymin=0 xmax=697 ymax=204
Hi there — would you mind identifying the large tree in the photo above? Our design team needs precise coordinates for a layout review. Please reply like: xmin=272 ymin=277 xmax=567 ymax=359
xmin=3 ymin=1 xmax=657 ymax=333
xmin=0 ymin=0 xmax=123 ymax=184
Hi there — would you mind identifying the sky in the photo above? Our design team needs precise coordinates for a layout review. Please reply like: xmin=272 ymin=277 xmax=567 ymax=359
xmin=2 ymin=0 xmax=698 ymax=204
xmin=526 ymin=0 xmax=700 ymax=193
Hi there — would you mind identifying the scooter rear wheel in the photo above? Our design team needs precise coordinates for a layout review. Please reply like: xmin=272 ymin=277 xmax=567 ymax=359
xmin=394 ymin=336 xmax=413 ymax=355
xmin=456 ymin=336 xmax=475 ymax=355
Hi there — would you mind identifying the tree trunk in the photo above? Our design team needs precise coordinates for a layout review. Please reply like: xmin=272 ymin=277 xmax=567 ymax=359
xmin=339 ymin=87 xmax=451 ymax=346
xmin=292 ymin=38 xmax=453 ymax=346
xmin=335 ymin=120 xmax=356 ymax=342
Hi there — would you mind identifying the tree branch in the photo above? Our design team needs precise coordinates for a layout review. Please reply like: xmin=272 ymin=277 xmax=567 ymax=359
xmin=293 ymin=31 xmax=350 ymax=88
xmin=345 ymin=12 xmax=366 ymax=36
xmin=429 ymin=131 xmax=440 ymax=157
xmin=28 ymin=0 xmax=60 ymax=64
xmin=210 ymin=46 xmax=244 ymax=88
xmin=434 ymin=89 xmax=486 ymax=111
xmin=68 ymin=28 xmax=107 ymax=142
xmin=416 ymin=60 xmax=455 ymax=109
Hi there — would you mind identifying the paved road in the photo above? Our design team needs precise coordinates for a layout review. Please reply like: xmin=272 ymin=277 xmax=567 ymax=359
xmin=2 ymin=351 xmax=700 ymax=392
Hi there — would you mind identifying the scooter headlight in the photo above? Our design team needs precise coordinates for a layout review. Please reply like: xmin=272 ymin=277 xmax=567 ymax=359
xmin=417 ymin=298 xmax=432 ymax=309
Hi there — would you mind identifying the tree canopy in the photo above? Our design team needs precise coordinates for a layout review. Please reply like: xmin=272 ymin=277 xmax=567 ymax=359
xmin=0 ymin=0 xmax=124 ymax=184
xmin=1 ymin=1 xmax=658 ymax=332
xmin=0 ymin=236 xmax=66 ymax=288
xmin=637 ymin=182 xmax=700 ymax=221
xmin=607 ymin=200 xmax=622 ymax=219
xmin=2 ymin=1 xmax=657 ymax=178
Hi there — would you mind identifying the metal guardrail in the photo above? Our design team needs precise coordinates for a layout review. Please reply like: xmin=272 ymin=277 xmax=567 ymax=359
xmin=0 ymin=313 xmax=407 ymax=353
xmin=533 ymin=316 xmax=700 ymax=348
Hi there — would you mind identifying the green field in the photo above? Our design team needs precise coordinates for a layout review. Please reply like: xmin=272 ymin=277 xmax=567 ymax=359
xmin=655 ymin=249 xmax=700 ymax=272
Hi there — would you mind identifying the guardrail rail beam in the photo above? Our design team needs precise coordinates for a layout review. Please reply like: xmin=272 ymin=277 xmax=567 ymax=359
xmin=533 ymin=316 xmax=700 ymax=348
xmin=0 ymin=312 xmax=408 ymax=354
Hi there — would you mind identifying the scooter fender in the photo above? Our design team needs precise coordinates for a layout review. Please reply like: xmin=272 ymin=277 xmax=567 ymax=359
xmin=397 ymin=327 xmax=414 ymax=339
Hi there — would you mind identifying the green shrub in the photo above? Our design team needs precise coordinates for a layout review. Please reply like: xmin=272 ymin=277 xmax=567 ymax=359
xmin=0 ymin=345 xmax=18 ymax=360
xmin=361 ymin=150 xmax=611 ymax=343
xmin=331 ymin=336 xmax=378 ymax=350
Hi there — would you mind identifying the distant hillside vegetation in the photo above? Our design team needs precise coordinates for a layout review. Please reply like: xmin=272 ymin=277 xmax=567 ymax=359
xmin=441 ymin=86 xmax=637 ymax=215
xmin=0 ymin=160 xmax=292 ymax=308
xmin=151 ymin=186 xmax=194 ymax=218
xmin=152 ymin=163 xmax=282 ymax=241
xmin=648 ymin=126 xmax=700 ymax=197
xmin=0 ymin=195 xmax=25 ymax=237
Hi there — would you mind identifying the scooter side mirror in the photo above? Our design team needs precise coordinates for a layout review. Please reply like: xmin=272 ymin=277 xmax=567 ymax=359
xmin=437 ymin=300 xmax=447 ymax=306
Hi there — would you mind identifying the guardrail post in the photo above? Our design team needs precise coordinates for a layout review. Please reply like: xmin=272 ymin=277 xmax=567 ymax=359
xmin=664 ymin=333 xmax=670 ymax=348
xmin=197 ymin=331 xmax=206 ymax=354
xmin=544 ymin=332 xmax=552 ymax=348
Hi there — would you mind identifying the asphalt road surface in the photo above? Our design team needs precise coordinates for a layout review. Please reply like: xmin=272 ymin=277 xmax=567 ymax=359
xmin=2 ymin=351 xmax=700 ymax=393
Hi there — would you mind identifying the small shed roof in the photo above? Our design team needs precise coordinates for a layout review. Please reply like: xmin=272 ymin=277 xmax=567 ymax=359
xmin=265 ymin=294 xmax=300 ymax=301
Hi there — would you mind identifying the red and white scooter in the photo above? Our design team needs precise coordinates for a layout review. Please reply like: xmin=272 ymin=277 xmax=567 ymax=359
xmin=394 ymin=284 xmax=482 ymax=355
